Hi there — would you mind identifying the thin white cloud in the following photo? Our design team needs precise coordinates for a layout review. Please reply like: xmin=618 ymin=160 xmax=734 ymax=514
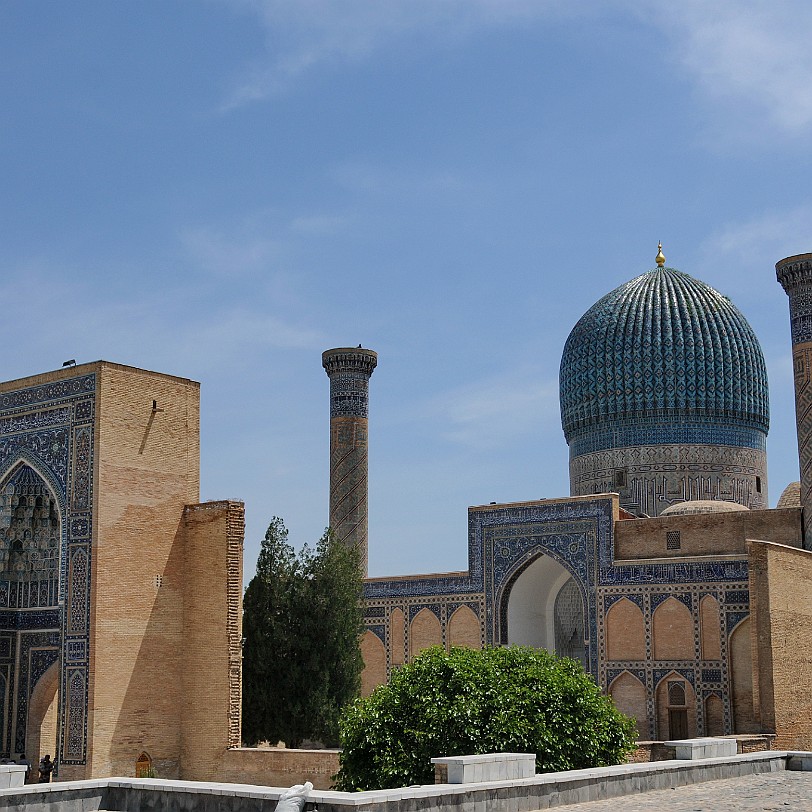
xmin=220 ymin=0 xmax=571 ymax=109
xmin=644 ymin=0 xmax=812 ymax=136
xmin=181 ymin=224 xmax=282 ymax=277
xmin=699 ymin=204 xmax=812 ymax=281
xmin=225 ymin=0 xmax=812 ymax=139
xmin=428 ymin=371 xmax=559 ymax=449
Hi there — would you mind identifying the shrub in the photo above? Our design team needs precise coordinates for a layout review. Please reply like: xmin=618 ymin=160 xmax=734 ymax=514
xmin=334 ymin=645 xmax=636 ymax=791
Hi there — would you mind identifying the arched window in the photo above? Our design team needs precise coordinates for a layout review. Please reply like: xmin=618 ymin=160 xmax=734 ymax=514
xmin=135 ymin=751 xmax=153 ymax=778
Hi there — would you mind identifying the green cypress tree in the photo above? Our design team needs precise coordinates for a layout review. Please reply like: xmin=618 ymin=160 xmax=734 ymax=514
xmin=241 ymin=519 xmax=364 ymax=748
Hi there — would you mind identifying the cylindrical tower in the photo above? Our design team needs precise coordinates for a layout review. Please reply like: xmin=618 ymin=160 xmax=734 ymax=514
xmin=322 ymin=347 xmax=377 ymax=574
xmin=777 ymin=253 xmax=812 ymax=550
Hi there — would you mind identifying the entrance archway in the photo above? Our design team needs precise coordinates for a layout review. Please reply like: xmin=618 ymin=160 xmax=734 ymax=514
xmin=25 ymin=660 xmax=59 ymax=766
xmin=505 ymin=554 xmax=585 ymax=666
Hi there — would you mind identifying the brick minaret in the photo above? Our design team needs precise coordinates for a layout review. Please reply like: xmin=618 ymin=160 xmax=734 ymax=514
xmin=777 ymin=253 xmax=812 ymax=550
xmin=322 ymin=347 xmax=377 ymax=574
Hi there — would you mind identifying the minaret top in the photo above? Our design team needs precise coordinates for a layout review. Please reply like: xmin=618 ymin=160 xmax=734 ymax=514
xmin=655 ymin=242 xmax=666 ymax=268
xmin=777 ymin=253 xmax=812 ymax=295
xmin=322 ymin=347 xmax=378 ymax=377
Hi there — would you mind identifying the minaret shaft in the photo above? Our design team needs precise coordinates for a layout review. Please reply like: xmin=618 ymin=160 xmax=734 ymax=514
xmin=322 ymin=347 xmax=377 ymax=575
xmin=777 ymin=253 xmax=812 ymax=550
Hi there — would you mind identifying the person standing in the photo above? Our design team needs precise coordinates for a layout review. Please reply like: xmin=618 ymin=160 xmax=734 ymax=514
xmin=37 ymin=754 xmax=53 ymax=783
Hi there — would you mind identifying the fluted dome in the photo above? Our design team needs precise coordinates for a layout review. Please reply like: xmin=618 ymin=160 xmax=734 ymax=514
xmin=560 ymin=266 xmax=769 ymax=446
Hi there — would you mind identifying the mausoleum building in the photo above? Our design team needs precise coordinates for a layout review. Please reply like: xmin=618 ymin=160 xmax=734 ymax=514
xmin=356 ymin=248 xmax=812 ymax=750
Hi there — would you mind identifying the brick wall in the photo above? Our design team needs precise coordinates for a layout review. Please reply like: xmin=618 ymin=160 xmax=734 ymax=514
xmin=614 ymin=509 xmax=800 ymax=561
xmin=749 ymin=539 xmax=812 ymax=749
xmin=360 ymin=631 xmax=386 ymax=697
xmin=180 ymin=501 xmax=244 ymax=781
xmin=220 ymin=747 xmax=340 ymax=790
xmin=87 ymin=363 xmax=201 ymax=780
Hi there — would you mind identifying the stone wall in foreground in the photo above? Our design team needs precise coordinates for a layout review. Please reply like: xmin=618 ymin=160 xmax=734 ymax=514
xmin=219 ymin=747 xmax=340 ymax=790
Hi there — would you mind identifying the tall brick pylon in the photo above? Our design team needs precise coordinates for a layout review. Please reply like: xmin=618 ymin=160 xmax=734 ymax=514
xmin=322 ymin=347 xmax=377 ymax=574
xmin=777 ymin=253 xmax=812 ymax=550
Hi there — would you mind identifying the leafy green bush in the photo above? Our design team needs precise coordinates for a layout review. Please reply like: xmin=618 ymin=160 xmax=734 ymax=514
xmin=334 ymin=645 xmax=636 ymax=791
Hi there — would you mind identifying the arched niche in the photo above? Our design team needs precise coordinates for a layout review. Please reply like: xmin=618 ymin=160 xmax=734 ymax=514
xmin=360 ymin=631 xmax=386 ymax=697
xmin=0 ymin=463 xmax=62 ymax=609
xmin=705 ymin=694 xmax=724 ymax=736
xmin=700 ymin=595 xmax=722 ymax=661
xmin=505 ymin=554 xmax=585 ymax=664
xmin=389 ymin=608 xmax=405 ymax=667
xmin=652 ymin=597 xmax=693 ymax=661
xmin=606 ymin=598 xmax=645 ymax=661
xmin=447 ymin=606 xmax=481 ymax=650
xmin=608 ymin=671 xmax=648 ymax=739
xmin=655 ymin=672 xmax=696 ymax=740
xmin=730 ymin=617 xmax=756 ymax=733
xmin=409 ymin=608 xmax=441 ymax=659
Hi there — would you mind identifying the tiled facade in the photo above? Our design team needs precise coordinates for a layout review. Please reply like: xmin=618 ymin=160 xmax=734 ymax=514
xmin=362 ymin=494 xmax=801 ymax=739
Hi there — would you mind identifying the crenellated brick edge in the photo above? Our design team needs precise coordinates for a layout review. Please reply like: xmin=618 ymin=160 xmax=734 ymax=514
xmin=225 ymin=501 xmax=244 ymax=748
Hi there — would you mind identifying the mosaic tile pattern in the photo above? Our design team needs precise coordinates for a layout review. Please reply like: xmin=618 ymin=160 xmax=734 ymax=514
xmin=560 ymin=266 xmax=769 ymax=516
xmin=560 ymin=267 xmax=769 ymax=440
xmin=322 ymin=348 xmax=377 ymax=419
xmin=570 ymin=443 xmax=767 ymax=515
xmin=0 ymin=374 xmax=96 ymax=763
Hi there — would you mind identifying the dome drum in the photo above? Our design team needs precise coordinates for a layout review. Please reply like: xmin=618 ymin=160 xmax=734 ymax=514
xmin=570 ymin=444 xmax=767 ymax=517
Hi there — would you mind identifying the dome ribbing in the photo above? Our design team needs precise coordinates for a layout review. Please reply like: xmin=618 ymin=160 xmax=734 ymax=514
xmin=560 ymin=266 xmax=769 ymax=445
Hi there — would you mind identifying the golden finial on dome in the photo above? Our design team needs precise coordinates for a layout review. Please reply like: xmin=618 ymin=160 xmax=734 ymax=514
xmin=656 ymin=241 xmax=666 ymax=267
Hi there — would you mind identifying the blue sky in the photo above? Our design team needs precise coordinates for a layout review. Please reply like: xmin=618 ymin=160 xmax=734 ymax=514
xmin=2 ymin=1 xmax=812 ymax=582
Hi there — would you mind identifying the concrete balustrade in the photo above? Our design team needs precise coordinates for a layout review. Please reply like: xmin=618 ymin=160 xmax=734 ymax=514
xmin=431 ymin=753 xmax=536 ymax=783
xmin=0 ymin=766 xmax=26 ymax=789
xmin=0 ymin=751 xmax=808 ymax=812
xmin=664 ymin=737 xmax=738 ymax=760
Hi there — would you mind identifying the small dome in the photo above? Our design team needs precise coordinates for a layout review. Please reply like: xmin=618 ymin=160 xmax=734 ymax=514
xmin=560 ymin=266 xmax=769 ymax=443
xmin=777 ymin=481 xmax=801 ymax=509
xmin=660 ymin=500 xmax=749 ymax=516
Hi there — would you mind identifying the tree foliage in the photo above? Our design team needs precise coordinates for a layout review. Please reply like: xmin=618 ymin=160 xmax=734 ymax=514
xmin=334 ymin=645 xmax=636 ymax=791
xmin=242 ymin=517 xmax=364 ymax=748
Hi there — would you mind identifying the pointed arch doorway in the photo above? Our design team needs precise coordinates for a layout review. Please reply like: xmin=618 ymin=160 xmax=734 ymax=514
xmin=504 ymin=553 xmax=586 ymax=668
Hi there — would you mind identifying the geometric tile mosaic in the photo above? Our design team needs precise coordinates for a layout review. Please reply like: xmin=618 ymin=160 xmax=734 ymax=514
xmin=0 ymin=373 xmax=95 ymax=764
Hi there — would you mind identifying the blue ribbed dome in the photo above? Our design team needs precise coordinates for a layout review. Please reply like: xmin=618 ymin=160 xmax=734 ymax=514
xmin=560 ymin=266 xmax=769 ymax=444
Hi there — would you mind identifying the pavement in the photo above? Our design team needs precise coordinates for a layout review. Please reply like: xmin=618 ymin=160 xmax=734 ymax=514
xmin=554 ymin=771 xmax=812 ymax=811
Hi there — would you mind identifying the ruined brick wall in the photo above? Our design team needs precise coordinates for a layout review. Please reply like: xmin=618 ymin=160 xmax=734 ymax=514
xmin=749 ymin=539 xmax=812 ymax=750
xmin=219 ymin=748 xmax=340 ymax=790
xmin=180 ymin=500 xmax=244 ymax=781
